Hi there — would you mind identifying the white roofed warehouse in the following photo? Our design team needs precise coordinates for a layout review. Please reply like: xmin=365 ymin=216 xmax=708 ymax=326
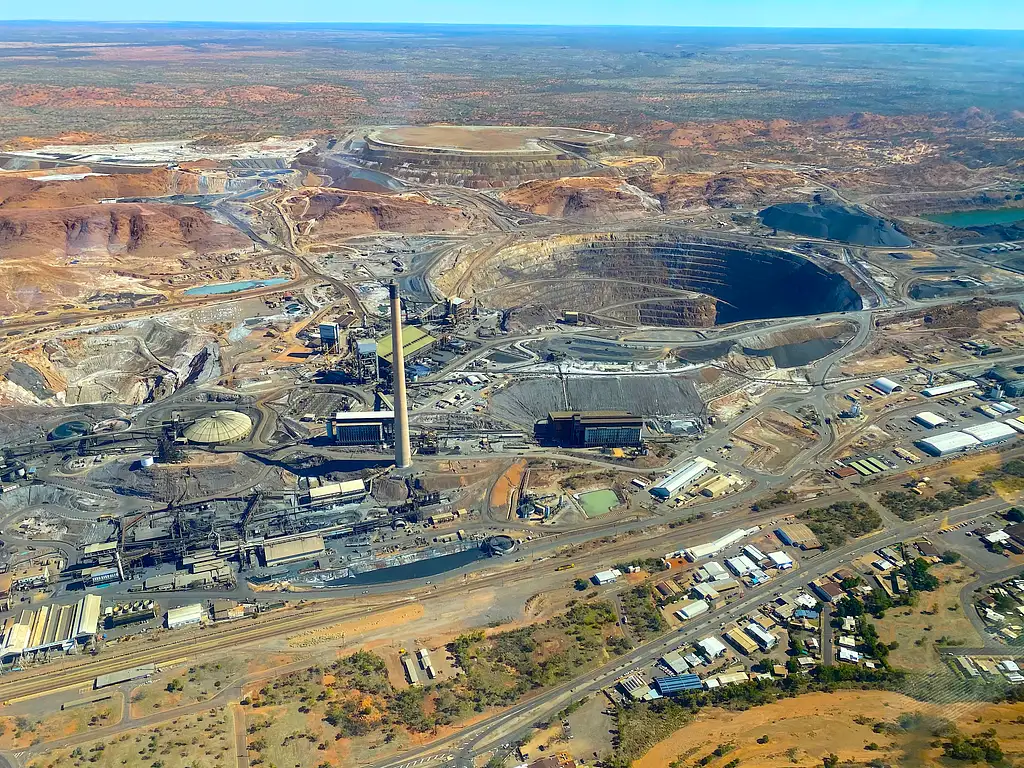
xmin=913 ymin=412 xmax=947 ymax=429
xmin=166 ymin=603 xmax=205 ymax=630
xmin=962 ymin=421 xmax=1017 ymax=446
xmin=871 ymin=377 xmax=902 ymax=395
xmin=916 ymin=431 xmax=981 ymax=456
xmin=921 ymin=380 xmax=978 ymax=398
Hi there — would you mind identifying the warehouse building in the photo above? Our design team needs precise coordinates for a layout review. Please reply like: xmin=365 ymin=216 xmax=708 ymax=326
xmin=724 ymin=626 xmax=759 ymax=655
xmin=697 ymin=636 xmax=728 ymax=660
xmin=726 ymin=555 xmax=757 ymax=577
xmin=674 ymin=600 xmax=709 ymax=621
xmin=262 ymin=532 xmax=326 ymax=567
xmin=592 ymin=568 xmax=622 ymax=585
xmin=660 ymin=650 xmax=691 ymax=675
xmin=166 ymin=603 xmax=204 ymax=630
xmin=543 ymin=411 xmax=643 ymax=448
xmin=326 ymin=410 xmax=395 ymax=446
xmin=870 ymin=377 xmax=902 ymax=395
xmin=1005 ymin=417 xmax=1024 ymax=434
xmin=308 ymin=479 xmax=367 ymax=505
xmin=654 ymin=674 xmax=702 ymax=695
xmin=744 ymin=623 xmax=778 ymax=651
xmin=913 ymin=411 xmax=947 ymax=429
xmin=962 ymin=421 xmax=1017 ymax=446
xmin=651 ymin=457 xmax=717 ymax=500
xmin=915 ymin=431 xmax=982 ymax=456
xmin=921 ymin=380 xmax=978 ymax=398
xmin=0 ymin=593 xmax=101 ymax=661
xmin=767 ymin=551 xmax=794 ymax=569
xmin=679 ymin=527 xmax=755 ymax=562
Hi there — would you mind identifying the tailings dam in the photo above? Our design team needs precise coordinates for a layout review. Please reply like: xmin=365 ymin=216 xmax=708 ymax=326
xmin=435 ymin=232 xmax=863 ymax=327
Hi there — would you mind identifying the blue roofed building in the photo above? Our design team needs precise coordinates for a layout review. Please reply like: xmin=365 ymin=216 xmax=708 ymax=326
xmin=653 ymin=674 xmax=703 ymax=695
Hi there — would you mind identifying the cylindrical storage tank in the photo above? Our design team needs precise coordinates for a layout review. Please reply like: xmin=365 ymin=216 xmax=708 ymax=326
xmin=140 ymin=455 xmax=155 ymax=468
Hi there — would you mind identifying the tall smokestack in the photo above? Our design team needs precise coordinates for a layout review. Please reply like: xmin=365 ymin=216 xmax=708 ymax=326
xmin=389 ymin=281 xmax=413 ymax=469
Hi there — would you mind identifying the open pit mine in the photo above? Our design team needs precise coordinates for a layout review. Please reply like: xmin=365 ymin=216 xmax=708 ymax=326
xmin=434 ymin=231 xmax=863 ymax=327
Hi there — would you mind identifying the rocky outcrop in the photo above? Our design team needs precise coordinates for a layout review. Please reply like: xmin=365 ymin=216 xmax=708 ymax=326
xmin=499 ymin=177 xmax=661 ymax=221
xmin=639 ymin=169 xmax=805 ymax=211
xmin=286 ymin=188 xmax=477 ymax=246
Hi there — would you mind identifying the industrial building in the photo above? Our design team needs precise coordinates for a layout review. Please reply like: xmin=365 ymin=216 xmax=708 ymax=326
xmin=319 ymin=322 xmax=342 ymax=353
xmin=183 ymin=410 xmax=253 ymax=445
xmin=325 ymin=410 xmax=395 ymax=446
xmin=592 ymin=568 xmax=622 ymax=585
xmin=697 ymin=636 xmax=727 ymax=659
xmin=543 ymin=411 xmax=643 ymax=448
xmin=674 ymin=600 xmax=709 ymax=621
xmin=654 ymin=674 xmax=702 ymax=695
xmin=308 ymin=479 xmax=367 ymax=504
xmin=353 ymin=338 xmax=379 ymax=380
xmin=767 ymin=551 xmax=794 ymax=569
xmin=915 ymin=431 xmax=982 ymax=456
xmin=166 ymin=603 xmax=204 ymax=630
xmin=913 ymin=412 xmax=948 ymax=429
xmin=262 ymin=532 xmax=326 ymax=567
xmin=744 ymin=623 xmax=778 ymax=650
xmin=650 ymin=457 xmax=716 ymax=500
xmin=962 ymin=421 xmax=1017 ymax=446
xmin=724 ymin=626 xmax=759 ymax=655
xmin=870 ymin=377 xmax=902 ymax=395
xmin=660 ymin=650 xmax=690 ymax=675
xmin=678 ymin=526 xmax=755 ymax=561
xmin=1005 ymin=418 xmax=1024 ymax=434
xmin=377 ymin=325 xmax=437 ymax=368
xmin=921 ymin=380 xmax=978 ymax=398
xmin=726 ymin=555 xmax=757 ymax=577
xmin=0 ymin=593 xmax=101 ymax=661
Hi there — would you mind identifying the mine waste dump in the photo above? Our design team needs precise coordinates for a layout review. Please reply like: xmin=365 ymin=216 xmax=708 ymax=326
xmin=758 ymin=202 xmax=912 ymax=247
xmin=436 ymin=232 xmax=862 ymax=327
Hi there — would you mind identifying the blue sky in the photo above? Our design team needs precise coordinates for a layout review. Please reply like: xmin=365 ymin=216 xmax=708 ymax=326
xmin=6 ymin=1 xmax=1024 ymax=29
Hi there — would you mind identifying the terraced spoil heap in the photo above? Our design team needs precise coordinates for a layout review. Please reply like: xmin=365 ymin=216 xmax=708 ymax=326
xmin=436 ymin=232 xmax=862 ymax=327
xmin=358 ymin=126 xmax=623 ymax=188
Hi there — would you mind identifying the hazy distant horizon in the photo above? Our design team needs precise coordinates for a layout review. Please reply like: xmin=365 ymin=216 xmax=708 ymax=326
xmin=2 ymin=0 xmax=1023 ymax=31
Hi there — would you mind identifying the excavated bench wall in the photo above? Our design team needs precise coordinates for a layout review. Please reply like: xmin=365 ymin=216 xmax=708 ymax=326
xmin=437 ymin=232 xmax=862 ymax=327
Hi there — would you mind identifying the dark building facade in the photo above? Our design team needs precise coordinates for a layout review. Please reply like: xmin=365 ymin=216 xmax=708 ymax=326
xmin=542 ymin=411 xmax=643 ymax=448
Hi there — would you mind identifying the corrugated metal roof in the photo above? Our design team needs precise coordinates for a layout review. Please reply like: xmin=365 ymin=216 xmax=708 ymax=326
xmin=377 ymin=326 xmax=436 ymax=364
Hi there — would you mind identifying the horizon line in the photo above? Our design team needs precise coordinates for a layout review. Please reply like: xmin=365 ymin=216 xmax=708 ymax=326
xmin=1 ymin=19 xmax=1023 ymax=32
